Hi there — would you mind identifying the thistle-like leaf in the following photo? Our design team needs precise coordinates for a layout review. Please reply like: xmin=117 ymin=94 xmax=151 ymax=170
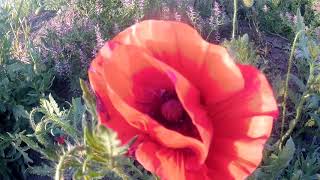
xmin=27 ymin=163 xmax=54 ymax=177
xmin=48 ymin=94 xmax=61 ymax=116
xmin=80 ymin=79 xmax=97 ymax=119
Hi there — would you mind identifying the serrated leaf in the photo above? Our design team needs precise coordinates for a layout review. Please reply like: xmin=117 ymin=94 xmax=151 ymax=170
xmin=14 ymin=145 xmax=33 ymax=164
xmin=41 ymin=147 xmax=59 ymax=161
xmin=48 ymin=94 xmax=60 ymax=116
xmin=69 ymin=97 xmax=86 ymax=127
xmin=96 ymin=125 xmax=124 ymax=156
xmin=12 ymin=105 xmax=28 ymax=120
xmin=19 ymin=135 xmax=41 ymax=151
xmin=84 ymin=125 xmax=126 ymax=166
xmin=27 ymin=163 xmax=54 ymax=176
xmin=84 ymin=127 xmax=105 ymax=153
xmin=243 ymin=0 xmax=254 ymax=7
xmin=80 ymin=79 xmax=97 ymax=119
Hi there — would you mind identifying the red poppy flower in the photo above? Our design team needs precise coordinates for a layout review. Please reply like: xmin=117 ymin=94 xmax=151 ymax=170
xmin=88 ymin=20 xmax=278 ymax=180
xmin=55 ymin=136 xmax=65 ymax=145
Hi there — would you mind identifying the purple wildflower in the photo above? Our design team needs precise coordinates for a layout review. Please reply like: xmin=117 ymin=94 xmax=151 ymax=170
xmin=283 ymin=12 xmax=297 ymax=26
xmin=138 ymin=0 xmax=144 ymax=11
xmin=55 ymin=60 xmax=71 ymax=77
xmin=214 ymin=31 xmax=220 ymax=42
xmin=174 ymin=11 xmax=181 ymax=22
xmin=162 ymin=4 xmax=170 ymax=20
xmin=121 ymin=0 xmax=134 ymax=8
xmin=207 ymin=1 xmax=225 ymax=40
xmin=95 ymin=0 xmax=103 ymax=15
xmin=93 ymin=24 xmax=105 ymax=56
xmin=79 ymin=49 xmax=90 ymax=70
xmin=213 ymin=1 xmax=222 ymax=17
xmin=187 ymin=5 xmax=202 ymax=30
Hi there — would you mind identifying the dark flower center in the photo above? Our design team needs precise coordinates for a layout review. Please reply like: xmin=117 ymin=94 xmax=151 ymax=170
xmin=134 ymin=88 xmax=201 ymax=139
xmin=161 ymin=99 xmax=183 ymax=123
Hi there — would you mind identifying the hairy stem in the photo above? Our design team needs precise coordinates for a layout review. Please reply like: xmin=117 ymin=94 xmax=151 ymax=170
xmin=232 ymin=0 xmax=238 ymax=39
xmin=279 ymin=30 xmax=305 ymax=148
xmin=55 ymin=145 xmax=85 ymax=180
xmin=279 ymin=64 xmax=314 ymax=148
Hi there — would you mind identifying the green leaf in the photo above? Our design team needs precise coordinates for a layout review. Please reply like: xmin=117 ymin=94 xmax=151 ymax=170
xmin=249 ymin=137 xmax=296 ymax=179
xmin=289 ymin=74 xmax=306 ymax=92
xmin=48 ymin=94 xmax=61 ymax=116
xmin=12 ymin=105 xmax=28 ymax=120
xmin=27 ymin=163 xmax=54 ymax=177
xmin=0 ymin=102 xmax=6 ymax=112
xmin=80 ymin=79 xmax=97 ymax=119
xmin=69 ymin=97 xmax=86 ymax=127
xmin=309 ymin=113 xmax=320 ymax=126
xmin=291 ymin=170 xmax=303 ymax=180
xmin=277 ymin=137 xmax=296 ymax=167
xmin=96 ymin=125 xmax=124 ymax=156
xmin=271 ymin=0 xmax=280 ymax=6
xmin=296 ymin=8 xmax=305 ymax=33
xmin=19 ymin=134 xmax=41 ymax=152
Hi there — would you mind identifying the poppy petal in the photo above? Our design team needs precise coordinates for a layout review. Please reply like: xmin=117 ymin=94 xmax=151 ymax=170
xmin=206 ymin=117 xmax=273 ymax=179
xmin=207 ymin=65 xmax=278 ymax=138
xmin=102 ymin=44 xmax=207 ymax=162
xmin=205 ymin=65 xmax=278 ymax=179
xmin=88 ymin=52 xmax=140 ymax=143
xmin=143 ymin=54 xmax=213 ymax=165
xmin=135 ymin=141 xmax=209 ymax=180
xmin=113 ymin=20 xmax=245 ymax=104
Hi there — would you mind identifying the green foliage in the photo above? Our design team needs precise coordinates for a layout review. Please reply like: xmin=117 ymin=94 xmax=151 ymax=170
xmin=35 ymin=0 xmax=140 ymax=97
xmin=0 ymin=4 xmax=53 ymax=176
xmin=189 ymin=0 xmax=228 ymax=40
xmin=249 ymin=138 xmax=296 ymax=179
xmin=285 ymin=140 xmax=320 ymax=179
xmin=0 ymin=0 xmax=320 ymax=179
xmin=0 ymin=60 xmax=53 ymax=131
xmin=77 ymin=0 xmax=140 ymax=38
xmin=7 ymin=80 xmax=154 ymax=179
xmin=0 ymin=131 xmax=33 ymax=179
xmin=0 ymin=94 xmax=84 ymax=179
xmin=39 ymin=20 xmax=96 ymax=96
xmin=41 ymin=0 xmax=68 ymax=11
xmin=223 ymin=34 xmax=260 ymax=66
xmin=253 ymin=7 xmax=320 ymax=179
xmin=53 ymin=80 xmax=153 ymax=180
xmin=251 ymin=0 xmax=320 ymax=39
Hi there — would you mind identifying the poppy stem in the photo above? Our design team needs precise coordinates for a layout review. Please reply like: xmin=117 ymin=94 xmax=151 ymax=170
xmin=279 ymin=30 xmax=303 ymax=149
xmin=55 ymin=145 xmax=85 ymax=180
xmin=232 ymin=0 xmax=238 ymax=39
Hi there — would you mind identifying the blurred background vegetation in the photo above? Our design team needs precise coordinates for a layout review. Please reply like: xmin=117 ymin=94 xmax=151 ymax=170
xmin=0 ymin=0 xmax=320 ymax=179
